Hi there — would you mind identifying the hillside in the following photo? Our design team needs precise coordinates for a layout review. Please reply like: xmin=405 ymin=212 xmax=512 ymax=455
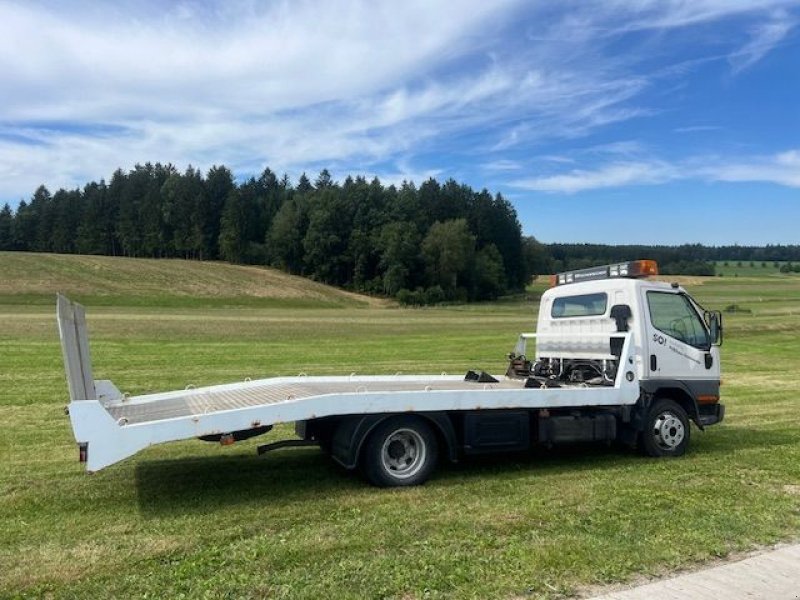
xmin=0 ymin=252 xmax=383 ymax=308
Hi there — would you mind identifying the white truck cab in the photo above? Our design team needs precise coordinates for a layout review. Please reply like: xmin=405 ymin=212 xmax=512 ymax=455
xmin=517 ymin=260 xmax=724 ymax=447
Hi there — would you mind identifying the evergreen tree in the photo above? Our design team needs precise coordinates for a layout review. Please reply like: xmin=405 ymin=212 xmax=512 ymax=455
xmin=12 ymin=200 xmax=35 ymax=250
xmin=50 ymin=188 xmax=82 ymax=253
xmin=0 ymin=203 xmax=13 ymax=250
xmin=314 ymin=169 xmax=334 ymax=189
xmin=204 ymin=165 xmax=234 ymax=259
xmin=296 ymin=173 xmax=312 ymax=194
xmin=186 ymin=167 xmax=209 ymax=259
xmin=139 ymin=164 xmax=172 ymax=258
xmin=257 ymin=167 xmax=284 ymax=230
xmin=77 ymin=181 xmax=112 ymax=254
xmin=116 ymin=167 xmax=145 ymax=256
xmin=266 ymin=195 xmax=308 ymax=273
xmin=346 ymin=176 xmax=387 ymax=288
xmin=218 ymin=189 xmax=248 ymax=263
xmin=303 ymin=186 xmax=354 ymax=284
xmin=30 ymin=185 xmax=54 ymax=251
xmin=105 ymin=170 xmax=126 ymax=256
xmin=488 ymin=193 xmax=526 ymax=289
xmin=418 ymin=178 xmax=441 ymax=227
xmin=162 ymin=167 xmax=205 ymax=258
xmin=236 ymin=177 xmax=267 ymax=264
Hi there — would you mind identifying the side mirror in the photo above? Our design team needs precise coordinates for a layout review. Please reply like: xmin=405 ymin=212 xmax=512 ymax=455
xmin=706 ymin=310 xmax=723 ymax=346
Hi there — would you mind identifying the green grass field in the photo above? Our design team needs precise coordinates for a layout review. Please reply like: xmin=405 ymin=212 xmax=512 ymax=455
xmin=1 ymin=254 xmax=799 ymax=599
xmin=713 ymin=260 xmax=788 ymax=278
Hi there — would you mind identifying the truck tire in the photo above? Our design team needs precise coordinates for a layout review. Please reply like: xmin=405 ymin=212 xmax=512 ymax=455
xmin=361 ymin=416 xmax=438 ymax=487
xmin=640 ymin=398 xmax=690 ymax=457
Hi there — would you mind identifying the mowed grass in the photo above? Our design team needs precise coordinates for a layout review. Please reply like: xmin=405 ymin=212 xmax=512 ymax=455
xmin=0 ymin=252 xmax=380 ymax=308
xmin=1 ymin=256 xmax=800 ymax=599
xmin=713 ymin=260 xmax=788 ymax=278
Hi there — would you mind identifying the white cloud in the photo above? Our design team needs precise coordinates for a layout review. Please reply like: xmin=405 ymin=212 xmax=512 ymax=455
xmin=728 ymin=10 xmax=796 ymax=73
xmin=509 ymin=149 xmax=800 ymax=193
xmin=482 ymin=159 xmax=523 ymax=171
xmin=705 ymin=149 xmax=800 ymax=186
xmin=581 ymin=140 xmax=648 ymax=156
xmin=510 ymin=161 xmax=677 ymax=193
xmin=673 ymin=125 xmax=723 ymax=133
xmin=0 ymin=1 xmax=518 ymax=122
xmin=595 ymin=0 xmax=799 ymax=32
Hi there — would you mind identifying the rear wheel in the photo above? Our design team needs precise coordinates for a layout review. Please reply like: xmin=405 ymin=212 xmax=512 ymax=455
xmin=640 ymin=398 xmax=690 ymax=457
xmin=361 ymin=416 xmax=438 ymax=487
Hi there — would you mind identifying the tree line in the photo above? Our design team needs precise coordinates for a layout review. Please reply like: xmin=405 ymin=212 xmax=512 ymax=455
xmin=2 ymin=164 xmax=798 ymax=302
xmin=535 ymin=242 xmax=800 ymax=276
xmin=0 ymin=164 xmax=527 ymax=302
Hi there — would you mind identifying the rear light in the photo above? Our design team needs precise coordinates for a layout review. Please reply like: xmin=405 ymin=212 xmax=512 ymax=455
xmin=78 ymin=442 xmax=88 ymax=463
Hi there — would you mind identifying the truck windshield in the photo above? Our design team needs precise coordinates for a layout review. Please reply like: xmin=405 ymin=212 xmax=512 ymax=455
xmin=647 ymin=291 xmax=709 ymax=349
xmin=551 ymin=293 xmax=608 ymax=318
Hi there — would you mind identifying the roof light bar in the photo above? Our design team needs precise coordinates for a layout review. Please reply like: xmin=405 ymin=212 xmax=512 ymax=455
xmin=551 ymin=260 xmax=659 ymax=286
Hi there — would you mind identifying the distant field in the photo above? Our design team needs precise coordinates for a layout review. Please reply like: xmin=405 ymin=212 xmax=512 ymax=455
xmin=714 ymin=260 xmax=788 ymax=277
xmin=0 ymin=252 xmax=380 ymax=308
xmin=1 ymin=256 xmax=799 ymax=599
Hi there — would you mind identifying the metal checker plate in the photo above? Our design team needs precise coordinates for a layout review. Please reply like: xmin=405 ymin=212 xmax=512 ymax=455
xmin=106 ymin=378 xmax=525 ymax=425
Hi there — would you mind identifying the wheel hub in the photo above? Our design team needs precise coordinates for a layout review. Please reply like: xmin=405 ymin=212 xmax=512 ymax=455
xmin=381 ymin=428 xmax=426 ymax=479
xmin=653 ymin=412 xmax=685 ymax=450
xmin=387 ymin=439 xmax=405 ymax=460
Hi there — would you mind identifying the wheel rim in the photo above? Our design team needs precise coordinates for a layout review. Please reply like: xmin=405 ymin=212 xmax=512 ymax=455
xmin=380 ymin=428 xmax=426 ymax=479
xmin=652 ymin=411 xmax=685 ymax=451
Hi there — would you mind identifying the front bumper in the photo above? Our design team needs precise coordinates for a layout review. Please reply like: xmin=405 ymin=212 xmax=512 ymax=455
xmin=698 ymin=403 xmax=725 ymax=427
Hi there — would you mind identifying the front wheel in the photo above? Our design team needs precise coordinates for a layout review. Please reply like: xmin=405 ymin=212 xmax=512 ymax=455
xmin=361 ymin=416 xmax=438 ymax=487
xmin=640 ymin=398 xmax=690 ymax=457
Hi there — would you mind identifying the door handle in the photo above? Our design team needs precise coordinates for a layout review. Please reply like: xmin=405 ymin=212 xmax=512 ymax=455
xmin=704 ymin=353 xmax=713 ymax=369
xmin=650 ymin=354 xmax=657 ymax=371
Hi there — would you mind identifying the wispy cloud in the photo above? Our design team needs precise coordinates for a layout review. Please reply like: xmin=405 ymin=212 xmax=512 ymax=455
xmin=510 ymin=161 xmax=677 ymax=193
xmin=705 ymin=149 xmax=800 ymax=186
xmin=728 ymin=10 xmax=796 ymax=73
xmin=509 ymin=149 xmax=800 ymax=193
xmin=673 ymin=125 xmax=723 ymax=133
xmin=595 ymin=0 xmax=799 ymax=33
xmin=481 ymin=159 xmax=524 ymax=172
xmin=580 ymin=140 xmax=648 ymax=157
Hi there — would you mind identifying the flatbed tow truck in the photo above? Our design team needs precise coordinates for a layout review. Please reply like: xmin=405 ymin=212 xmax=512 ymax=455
xmin=60 ymin=260 xmax=724 ymax=487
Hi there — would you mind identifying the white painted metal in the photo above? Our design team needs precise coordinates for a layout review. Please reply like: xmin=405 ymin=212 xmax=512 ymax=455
xmin=536 ymin=279 xmax=646 ymax=375
xmin=56 ymin=294 xmax=96 ymax=401
xmin=535 ymin=277 xmax=719 ymax=383
xmin=638 ymin=285 xmax=721 ymax=383
xmin=58 ymin=295 xmax=642 ymax=472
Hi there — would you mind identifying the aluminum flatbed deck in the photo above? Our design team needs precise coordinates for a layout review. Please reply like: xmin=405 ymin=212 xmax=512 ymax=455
xmin=105 ymin=376 xmax=529 ymax=425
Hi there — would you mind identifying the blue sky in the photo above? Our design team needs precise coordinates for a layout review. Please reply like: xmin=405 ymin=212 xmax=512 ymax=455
xmin=0 ymin=0 xmax=798 ymax=245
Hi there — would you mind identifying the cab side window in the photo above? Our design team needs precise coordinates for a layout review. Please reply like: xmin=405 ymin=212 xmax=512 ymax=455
xmin=552 ymin=293 xmax=607 ymax=318
xmin=647 ymin=292 xmax=709 ymax=349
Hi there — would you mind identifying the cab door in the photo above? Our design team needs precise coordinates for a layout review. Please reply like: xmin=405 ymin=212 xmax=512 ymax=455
xmin=640 ymin=288 xmax=720 ymax=383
